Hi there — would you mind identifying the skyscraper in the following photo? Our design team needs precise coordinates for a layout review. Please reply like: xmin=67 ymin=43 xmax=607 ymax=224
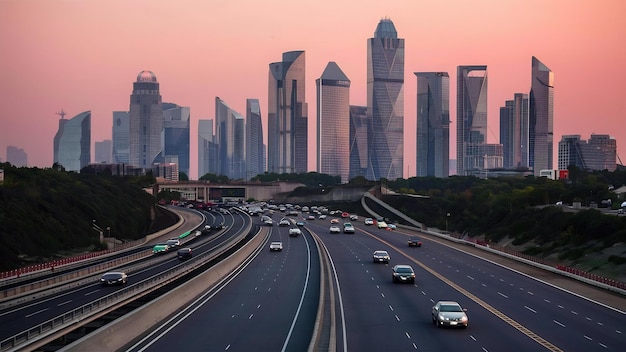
xmin=216 ymin=97 xmax=246 ymax=180
xmin=349 ymin=105 xmax=368 ymax=180
xmin=112 ymin=111 xmax=129 ymax=164
xmin=529 ymin=56 xmax=554 ymax=176
xmin=246 ymin=98 xmax=264 ymax=180
xmin=415 ymin=72 xmax=450 ymax=178
xmin=268 ymin=51 xmax=308 ymax=175
xmin=162 ymin=103 xmax=190 ymax=176
xmin=6 ymin=146 xmax=28 ymax=167
xmin=94 ymin=140 xmax=112 ymax=163
xmin=198 ymin=119 xmax=218 ymax=179
xmin=316 ymin=62 xmax=350 ymax=183
xmin=129 ymin=70 xmax=163 ymax=169
xmin=367 ymin=18 xmax=404 ymax=181
xmin=456 ymin=65 xmax=488 ymax=176
xmin=53 ymin=110 xmax=91 ymax=171
xmin=499 ymin=93 xmax=529 ymax=169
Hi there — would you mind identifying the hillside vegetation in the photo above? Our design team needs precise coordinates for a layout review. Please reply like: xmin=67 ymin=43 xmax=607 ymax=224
xmin=0 ymin=163 xmax=176 ymax=271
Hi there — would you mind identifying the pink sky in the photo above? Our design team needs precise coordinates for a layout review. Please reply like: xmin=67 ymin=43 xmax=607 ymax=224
xmin=1 ymin=0 xmax=625 ymax=179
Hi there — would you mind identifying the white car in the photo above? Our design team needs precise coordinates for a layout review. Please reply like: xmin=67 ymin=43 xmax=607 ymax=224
xmin=372 ymin=250 xmax=390 ymax=263
xmin=166 ymin=238 xmax=180 ymax=247
xmin=289 ymin=228 xmax=302 ymax=237
xmin=279 ymin=218 xmax=291 ymax=226
xmin=269 ymin=241 xmax=283 ymax=251
xmin=377 ymin=221 xmax=388 ymax=229
xmin=364 ymin=218 xmax=374 ymax=225
xmin=329 ymin=225 xmax=341 ymax=234
xmin=349 ymin=214 xmax=358 ymax=221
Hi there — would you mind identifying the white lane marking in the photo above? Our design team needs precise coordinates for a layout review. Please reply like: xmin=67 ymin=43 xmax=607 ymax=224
xmin=584 ymin=335 xmax=592 ymax=341
xmin=470 ymin=335 xmax=477 ymax=341
xmin=527 ymin=291 xmax=534 ymax=295
xmin=497 ymin=292 xmax=508 ymax=299
xmin=571 ymin=310 xmax=578 ymax=315
xmin=389 ymin=305 xmax=394 ymax=311
xmin=25 ymin=308 xmax=49 ymax=318
xmin=248 ymin=314 xmax=254 ymax=319
xmin=412 ymin=342 xmax=418 ymax=349
xmin=405 ymin=332 xmax=411 ymax=339
xmin=257 ymin=304 xmax=261 ymax=309
xmin=553 ymin=320 xmax=566 ymax=327
xmin=381 ymin=293 xmax=385 ymax=298
xmin=524 ymin=306 xmax=537 ymax=313
xmin=395 ymin=315 xmax=400 ymax=321
xmin=84 ymin=289 xmax=99 ymax=296
xmin=57 ymin=300 xmax=72 ymax=306
xmin=225 ymin=344 xmax=230 ymax=350
xmin=467 ymin=275 xmax=475 ymax=280
xmin=599 ymin=343 xmax=608 ymax=348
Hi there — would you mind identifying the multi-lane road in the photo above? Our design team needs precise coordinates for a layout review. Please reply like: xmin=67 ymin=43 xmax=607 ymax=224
xmin=2 ymin=207 xmax=625 ymax=352
xmin=119 ymin=211 xmax=625 ymax=352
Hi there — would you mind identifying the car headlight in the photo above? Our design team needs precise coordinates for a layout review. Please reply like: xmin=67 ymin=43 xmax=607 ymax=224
xmin=461 ymin=316 xmax=468 ymax=322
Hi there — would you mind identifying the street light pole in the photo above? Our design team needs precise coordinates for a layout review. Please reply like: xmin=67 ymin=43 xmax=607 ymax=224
xmin=446 ymin=213 xmax=450 ymax=232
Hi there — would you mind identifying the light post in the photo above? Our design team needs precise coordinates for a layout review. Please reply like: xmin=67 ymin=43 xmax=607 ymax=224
xmin=446 ymin=213 xmax=450 ymax=233
xmin=106 ymin=226 xmax=111 ymax=237
xmin=92 ymin=220 xmax=104 ymax=243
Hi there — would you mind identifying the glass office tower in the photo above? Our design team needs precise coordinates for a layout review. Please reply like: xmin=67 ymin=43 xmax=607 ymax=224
xmin=129 ymin=70 xmax=163 ymax=169
xmin=367 ymin=19 xmax=404 ymax=180
xmin=499 ymin=93 xmax=529 ymax=169
xmin=316 ymin=61 xmax=350 ymax=183
xmin=529 ymin=56 xmax=554 ymax=176
xmin=112 ymin=111 xmax=130 ymax=164
xmin=349 ymin=105 xmax=368 ymax=180
xmin=216 ymin=97 xmax=246 ymax=180
xmin=162 ymin=103 xmax=190 ymax=176
xmin=415 ymin=72 xmax=450 ymax=178
xmin=456 ymin=65 xmax=488 ymax=176
xmin=53 ymin=110 xmax=91 ymax=171
xmin=246 ymin=98 xmax=264 ymax=181
xmin=198 ymin=119 xmax=218 ymax=179
xmin=268 ymin=51 xmax=308 ymax=174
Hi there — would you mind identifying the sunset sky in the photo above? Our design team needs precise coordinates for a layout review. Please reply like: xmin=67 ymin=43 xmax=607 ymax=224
xmin=1 ymin=0 xmax=625 ymax=179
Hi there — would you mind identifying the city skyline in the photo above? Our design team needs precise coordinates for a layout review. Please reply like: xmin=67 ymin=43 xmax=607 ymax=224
xmin=2 ymin=1 xmax=625 ymax=178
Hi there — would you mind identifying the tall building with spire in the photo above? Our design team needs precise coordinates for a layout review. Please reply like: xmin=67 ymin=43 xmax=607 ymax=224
xmin=268 ymin=51 xmax=308 ymax=174
xmin=316 ymin=61 xmax=350 ymax=183
xmin=367 ymin=18 xmax=404 ymax=180
xmin=529 ymin=56 xmax=554 ymax=176
xmin=129 ymin=70 xmax=163 ymax=169
xmin=246 ymin=98 xmax=264 ymax=180
xmin=53 ymin=110 xmax=91 ymax=171
xmin=415 ymin=72 xmax=450 ymax=178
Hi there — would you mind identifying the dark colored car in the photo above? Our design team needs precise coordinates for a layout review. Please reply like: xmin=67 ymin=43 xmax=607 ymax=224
xmin=177 ymin=248 xmax=193 ymax=260
xmin=408 ymin=237 xmax=423 ymax=247
xmin=392 ymin=264 xmax=415 ymax=283
xmin=372 ymin=250 xmax=390 ymax=263
xmin=100 ymin=271 xmax=128 ymax=285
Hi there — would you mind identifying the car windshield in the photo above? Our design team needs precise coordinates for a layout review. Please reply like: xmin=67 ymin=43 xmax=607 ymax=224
xmin=374 ymin=251 xmax=387 ymax=256
xmin=103 ymin=273 xmax=121 ymax=279
xmin=440 ymin=304 xmax=463 ymax=312
xmin=396 ymin=267 xmax=413 ymax=273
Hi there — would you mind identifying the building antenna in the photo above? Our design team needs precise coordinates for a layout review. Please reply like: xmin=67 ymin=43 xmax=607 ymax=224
xmin=56 ymin=109 xmax=66 ymax=119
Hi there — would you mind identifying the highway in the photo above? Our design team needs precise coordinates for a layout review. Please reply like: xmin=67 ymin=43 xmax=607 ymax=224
xmin=125 ymin=213 xmax=321 ymax=352
xmin=2 ymin=206 xmax=625 ymax=352
xmin=0 ymin=207 xmax=250 ymax=350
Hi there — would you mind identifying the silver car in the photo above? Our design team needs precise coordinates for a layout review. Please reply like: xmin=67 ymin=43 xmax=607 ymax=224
xmin=432 ymin=301 xmax=468 ymax=328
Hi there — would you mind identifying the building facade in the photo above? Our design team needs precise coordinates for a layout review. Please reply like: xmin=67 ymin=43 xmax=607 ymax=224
xmin=6 ymin=146 xmax=28 ymax=167
xmin=558 ymin=134 xmax=616 ymax=171
xmin=53 ymin=110 xmax=91 ymax=171
xmin=129 ymin=70 xmax=163 ymax=169
xmin=246 ymin=98 xmax=265 ymax=180
xmin=215 ymin=97 xmax=246 ymax=180
xmin=367 ymin=18 xmax=404 ymax=181
xmin=529 ymin=56 xmax=554 ymax=176
xmin=415 ymin=72 xmax=450 ymax=178
xmin=112 ymin=111 xmax=130 ymax=164
xmin=316 ymin=62 xmax=351 ymax=183
xmin=499 ymin=93 xmax=529 ymax=169
xmin=268 ymin=51 xmax=308 ymax=175
xmin=94 ymin=140 xmax=112 ymax=163
xmin=349 ymin=105 xmax=368 ymax=180
xmin=198 ymin=119 xmax=218 ymax=179
xmin=456 ymin=65 xmax=489 ymax=176
xmin=162 ymin=103 xmax=190 ymax=176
